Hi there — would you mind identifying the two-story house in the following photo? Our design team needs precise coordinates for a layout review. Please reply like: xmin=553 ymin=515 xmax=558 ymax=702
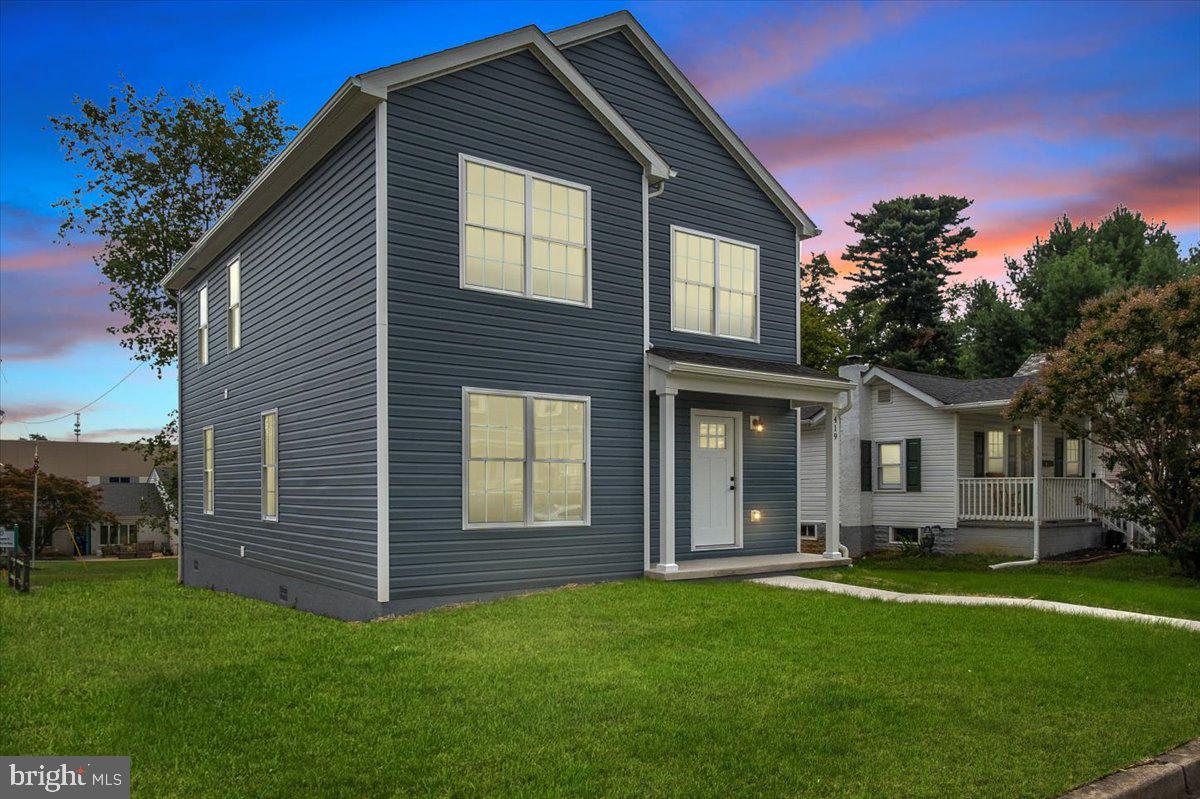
xmin=162 ymin=11 xmax=852 ymax=620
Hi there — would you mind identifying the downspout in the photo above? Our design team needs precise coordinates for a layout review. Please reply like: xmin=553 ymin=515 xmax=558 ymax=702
xmin=832 ymin=388 xmax=853 ymax=561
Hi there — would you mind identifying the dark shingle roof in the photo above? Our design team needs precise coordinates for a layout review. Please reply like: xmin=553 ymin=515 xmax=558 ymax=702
xmin=98 ymin=482 xmax=166 ymax=518
xmin=798 ymin=405 xmax=825 ymax=421
xmin=648 ymin=347 xmax=847 ymax=382
xmin=876 ymin=366 xmax=1033 ymax=405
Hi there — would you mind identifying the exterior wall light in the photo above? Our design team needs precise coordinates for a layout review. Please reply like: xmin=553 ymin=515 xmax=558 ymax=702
xmin=750 ymin=509 xmax=763 ymax=522
xmin=749 ymin=415 xmax=765 ymax=433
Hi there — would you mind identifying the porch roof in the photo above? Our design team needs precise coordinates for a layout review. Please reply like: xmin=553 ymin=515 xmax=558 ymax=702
xmin=872 ymin=365 xmax=1033 ymax=407
xmin=647 ymin=347 xmax=849 ymax=404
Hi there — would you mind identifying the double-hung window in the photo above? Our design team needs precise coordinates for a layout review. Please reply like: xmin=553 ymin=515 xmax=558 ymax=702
xmin=261 ymin=410 xmax=278 ymax=520
xmin=460 ymin=155 xmax=590 ymax=306
xmin=202 ymin=426 xmax=215 ymax=514
xmin=463 ymin=389 xmax=590 ymax=528
xmin=99 ymin=523 xmax=137 ymax=546
xmin=986 ymin=429 xmax=1006 ymax=476
xmin=1065 ymin=438 xmax=1083 ymax=477
xmin=198 ymin=285 xmax=209 ymax=366
xmin=227 ymin=256 xmax=241 ymax=350
xmin=671 ymin=227 xmax=759 ymax=341
xmin=877 ymin=441 xmax=903 ymax=489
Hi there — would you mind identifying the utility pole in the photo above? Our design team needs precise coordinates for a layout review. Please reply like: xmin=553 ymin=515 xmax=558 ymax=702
xmin=74 ymin=413 xmax=81 ymax=443
xmin=30 ymin=445 xmax=39 ymax=570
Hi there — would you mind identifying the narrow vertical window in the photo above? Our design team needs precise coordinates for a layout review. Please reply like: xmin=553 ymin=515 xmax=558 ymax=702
xmin=671 ymin=227 xmax=758 ymax=340
xmin=877 ymin=442 xmax=903 ymax=489
xmin=986 ymin=429 xmax=1005 ymax=476
xmin=532 ymin=398 xmax=586 ymax=522
xmin=227 ymin=257 xmax=241 ymax=350
xmin=202 ymin=426 xmax=215 ymax=514
xmin=465 ymin=392 xmax=526 ymax=525
xmin=261 ymin=411 xmax=278 ymax=520
xmin=463 ymin=161 xmax=527 ymax=295
xmin=198 ymin=285 xmax=209 ymax=366
xmin=530 ymin=178 xmax=587 ymax=304
xmin=1065 ymin=438 xmax=1082 ymax=477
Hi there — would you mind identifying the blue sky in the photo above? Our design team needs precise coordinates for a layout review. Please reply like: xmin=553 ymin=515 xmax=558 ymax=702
xmin=1 ymin=0 xmax=1198 ymax=441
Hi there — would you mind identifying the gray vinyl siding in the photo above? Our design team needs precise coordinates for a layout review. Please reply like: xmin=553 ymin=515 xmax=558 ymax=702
xmin=866 ymin=384 xmax=956 ymax=528
xmin=386 ymin=51 xmax=645 ymax=602
xmin=650 ymin=392 xmax=797 ymax=561
xmin=179 ymin=118 xmax=378 ymax=597
xmin=562 ymin=32 xmax=798 ymax=362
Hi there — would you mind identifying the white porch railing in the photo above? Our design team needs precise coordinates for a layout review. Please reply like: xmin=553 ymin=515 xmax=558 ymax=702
xmin=957 ymin=477 xmax=1097 ymax=522
xmin=1096 ymin=478 xmax=1155 ymax=546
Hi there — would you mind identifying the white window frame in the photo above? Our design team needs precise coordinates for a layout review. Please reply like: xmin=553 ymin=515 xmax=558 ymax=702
xmin=986 ymin=429 xmax=1006 ymax=476
xmin=198 ymin=283 xmax=210 ymax=366
xmin=461 ymin=387 xmax=592 ymax=530
xmin=227 ymin=255 xmax=242 ymax=351
xmin=876 ymin=440 xmax=905 ymax=491
xmin=457 ymin=153 xmax=592 ymax=308
xmin=260 ymin=409 xmax=278 ymax=522
xmin=889 ymin=526 xmax=920 ymax=544
xmin=202 ymin=425 xmax=215 ymax=515
xmin=669 ymin=224 xmax=761 ymax=343
xmin=799 ymin=522 xmax=822 ymax=540
xmin=1065 ymin=437 xmax=1083 ymax=477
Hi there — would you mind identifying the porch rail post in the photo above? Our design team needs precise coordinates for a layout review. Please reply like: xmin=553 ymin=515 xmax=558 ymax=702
xmin=823 ymin=400 xmax=842 ymax=558
xmin=657 ymin=388 xmax=678 ymax=572
xmin=1032 ymin=418 xmax=1042 ymax=560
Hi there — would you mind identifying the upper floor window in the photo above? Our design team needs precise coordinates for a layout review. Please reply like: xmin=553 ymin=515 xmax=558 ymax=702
xmin=261 ymin=410 xmax=278 ymax=521
xmin=671 ymin=227 xmax=758 ymax=341
xmin=227 ymin=256 xmax=241 ymax=350
xmin=459 ymin=155 xmax=590 ymax=307
xmin=198 ymin=285 xmax=209 ymax=366
xmin=463 ymin=388 xmax=590 ymax=529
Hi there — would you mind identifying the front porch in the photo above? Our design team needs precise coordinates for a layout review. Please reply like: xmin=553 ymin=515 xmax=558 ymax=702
xmin=645 ymin=551 xmax=850 ymax=581
xmin=644 ymin=347 xmax=852 ymax=579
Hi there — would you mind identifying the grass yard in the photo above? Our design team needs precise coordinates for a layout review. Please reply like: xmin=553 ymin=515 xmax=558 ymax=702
xmin=810 ymin=552 xmax=1200 ymax=621
xmin=2 ymin=559 xmax=1198 ymax=798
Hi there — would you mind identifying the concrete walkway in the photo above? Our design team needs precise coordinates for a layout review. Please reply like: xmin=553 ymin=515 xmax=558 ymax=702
xmin=751 ymin=575 xmax=1200 ymax=633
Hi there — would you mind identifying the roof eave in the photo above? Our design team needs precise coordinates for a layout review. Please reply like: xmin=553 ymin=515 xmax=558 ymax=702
xmin=549 ymin=11 xmax=820 ymax=238
xmin=161 ymin=79 xmax=382 ymax=291
xmin=648 ymin=353 xmax=850 ymax=391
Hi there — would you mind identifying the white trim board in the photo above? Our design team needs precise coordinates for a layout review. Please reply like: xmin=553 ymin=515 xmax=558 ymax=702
xmin=374 ymin=101 xmax=391 ymax=604
xmin=549 ymin=11 xmax=819 ymax=238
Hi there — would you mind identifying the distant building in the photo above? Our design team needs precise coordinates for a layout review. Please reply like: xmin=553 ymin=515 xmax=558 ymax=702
xmin=0 ymin=439 xmax=175 ymax=556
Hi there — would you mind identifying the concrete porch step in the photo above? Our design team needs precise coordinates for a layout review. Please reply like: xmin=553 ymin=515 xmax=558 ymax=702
xmin=646 ymin=552 xmax=850 ymax=581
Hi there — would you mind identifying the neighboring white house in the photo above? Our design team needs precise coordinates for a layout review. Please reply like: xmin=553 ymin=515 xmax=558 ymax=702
xmin=0 ymin=439 xmax=174 ymax=556
xmin=799 ymin=355 xmax=1129 ymax=558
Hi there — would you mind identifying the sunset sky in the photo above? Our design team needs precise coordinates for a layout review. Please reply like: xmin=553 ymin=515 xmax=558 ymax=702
xmin=2 ymin=0 xmax=1198 ymax=441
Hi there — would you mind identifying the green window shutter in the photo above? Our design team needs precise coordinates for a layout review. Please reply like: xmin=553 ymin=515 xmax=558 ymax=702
xmin=860 ymin=440 xmax=872 ymax=491
xmin=1054 ymin=437 xmax=1064 ymax=477
xmin=905 ymin=438 xmax=922 ymax=492
xmin=973 ymin=431 xmax=985 ymax=477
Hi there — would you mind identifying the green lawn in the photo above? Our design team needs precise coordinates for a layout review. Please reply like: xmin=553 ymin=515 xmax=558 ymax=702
xmin=2 ymin=560 xmax=1198 ymax=799
xmin=809 ymin=552 xmax=1200 ymax=621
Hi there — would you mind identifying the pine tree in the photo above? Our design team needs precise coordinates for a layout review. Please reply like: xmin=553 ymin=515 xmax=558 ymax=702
xmin=843 ymin=194 xmax=977 ymax=374
xmin=798 ymin=252 xmax=838 ymax=310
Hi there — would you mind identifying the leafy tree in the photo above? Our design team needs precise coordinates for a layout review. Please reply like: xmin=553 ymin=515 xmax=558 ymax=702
xmin=125 ymin=412 xmax=178 ymax=541
xmin=1006 ymin=208 xmax=1193 ymax=351
xmin=1008 ymin=277 xmax=1200 ymax=577
xmin=799 ymin=304 xmax=847 ymax=370
xmin=953 ymin=279 xmax=1028 ymax=378
xmin=51 ymin=83 xmax=292 ymax=373
xmin=833 ymin=296 xmax=884 ymax=363
xmin=799 ymin=252 xmax=838 ymax=310
xmin=843 ymin=194 xmax=977 ymax=374
xmin=0 ymin=465 xmax=116 ymax=553
xmin=21 ymin=433 xmax=48 ymax=441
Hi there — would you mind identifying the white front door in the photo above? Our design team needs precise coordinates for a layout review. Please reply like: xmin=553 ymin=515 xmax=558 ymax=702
xmin=691 ymin=411 xmax=740 ymax=549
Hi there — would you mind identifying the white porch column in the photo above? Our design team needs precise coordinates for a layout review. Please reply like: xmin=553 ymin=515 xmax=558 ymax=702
xmin=824 ymin=403 xmax=841 ymax=558
xmin=657 ymin=388 xmax=678 ymax=572
xmin=1032 ymin=417 xmax=1042 ymax=560
xmin=1084 ymin=417 xmax=1094 ymax=523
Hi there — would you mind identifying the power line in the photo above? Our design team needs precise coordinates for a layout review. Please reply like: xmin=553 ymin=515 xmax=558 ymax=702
xmin=18 ymin=361 xmax=145 ymax=425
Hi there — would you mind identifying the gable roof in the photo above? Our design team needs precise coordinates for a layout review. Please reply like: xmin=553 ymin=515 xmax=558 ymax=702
xmin=99 ymin=481 xmax=166 ymax=519
xmin=868 ymin=365 xmax=1033 ymax=407
xmin=549 ymin=11 xmax=820 ymax=238
xmin=163 ymin=23 xmax=670 ymax=291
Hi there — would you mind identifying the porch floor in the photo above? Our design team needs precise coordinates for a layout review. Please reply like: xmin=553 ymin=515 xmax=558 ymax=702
xmin=645 ymin=552 xmax=850 ymax=581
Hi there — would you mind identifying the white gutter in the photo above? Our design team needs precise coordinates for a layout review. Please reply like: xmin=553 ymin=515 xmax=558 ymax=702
xmin=989 ymin=559 xmax=1038 ymax=570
